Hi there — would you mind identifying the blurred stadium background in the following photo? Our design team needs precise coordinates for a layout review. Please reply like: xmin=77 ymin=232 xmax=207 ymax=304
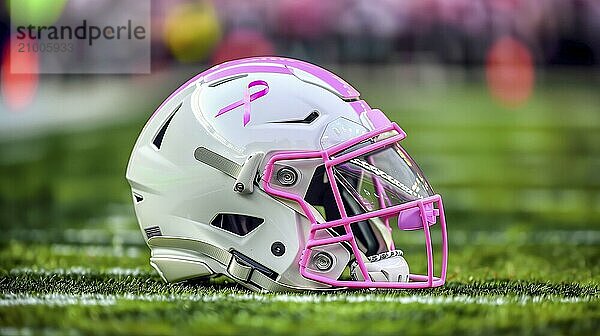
xmin=1 ymin=0 xmax=598 ymax=244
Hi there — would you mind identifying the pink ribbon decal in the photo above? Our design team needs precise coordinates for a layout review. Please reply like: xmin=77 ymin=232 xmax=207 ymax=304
xmin=215 ymin=80 xmax=269 ymax=126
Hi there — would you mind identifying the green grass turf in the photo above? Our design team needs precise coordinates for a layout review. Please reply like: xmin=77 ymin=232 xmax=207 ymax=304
xmin=1 ymin=72 xmax=599 ymax=335
xmin=1 ymin=271 xmax=599 ymax=335
xmin=0 ymin=239 xmax=598 ymax=335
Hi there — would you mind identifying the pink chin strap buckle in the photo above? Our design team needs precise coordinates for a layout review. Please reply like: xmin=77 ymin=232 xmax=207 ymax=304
xmin=397 ymin=203 xmax=440 ymax=231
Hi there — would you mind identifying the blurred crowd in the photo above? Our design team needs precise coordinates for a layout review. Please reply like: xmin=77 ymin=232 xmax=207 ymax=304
xmin=205 ymin=0 xmax=600 ymax=66
xmin=1 ymin=0 xmax=600 ymax=68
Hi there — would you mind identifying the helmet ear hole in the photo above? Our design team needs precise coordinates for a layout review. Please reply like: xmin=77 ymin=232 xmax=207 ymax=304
xmin=210 ymin=213 xmax=264 ymax=236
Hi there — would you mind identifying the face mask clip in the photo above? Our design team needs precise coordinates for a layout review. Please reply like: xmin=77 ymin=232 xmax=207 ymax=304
xmin=234 ymin=152 xmax=265 ymax=194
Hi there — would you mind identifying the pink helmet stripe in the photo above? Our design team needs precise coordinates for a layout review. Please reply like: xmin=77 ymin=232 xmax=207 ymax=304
xmin=204 ymin=65 xmax=292 ymax=83
xmin=150 ymin=57 xmax=361 ymax=121
xmin=349 ymin=100 xmax=371 ymax=115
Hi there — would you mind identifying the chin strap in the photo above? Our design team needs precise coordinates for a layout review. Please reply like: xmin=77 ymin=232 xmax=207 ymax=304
xmin=147 ymin=236 xmax=330 ymax=292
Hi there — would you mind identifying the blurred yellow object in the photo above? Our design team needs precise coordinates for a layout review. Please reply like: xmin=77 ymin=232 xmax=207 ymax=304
xmin=163 ymin=1 xmax=222 ymax=63
xmin=7 ymin=0 xmax=68 ymax=26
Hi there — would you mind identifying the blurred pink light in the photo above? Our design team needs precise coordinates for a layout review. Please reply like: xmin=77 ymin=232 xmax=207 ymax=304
xmin=1 ymin=38 xmax=39 ymax=111
xmin=486 ymin=36 xmax=534 ymax=108
xmin=276 ymin=0 xmax=333 ymax=38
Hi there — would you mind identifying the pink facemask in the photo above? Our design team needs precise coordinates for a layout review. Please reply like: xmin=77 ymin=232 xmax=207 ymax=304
xmin=263 ymin=117 xmax=448 ymax=289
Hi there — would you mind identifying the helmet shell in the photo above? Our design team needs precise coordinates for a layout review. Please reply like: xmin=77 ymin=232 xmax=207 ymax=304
xmin=126 ymin=57 xmax=371 ymax=289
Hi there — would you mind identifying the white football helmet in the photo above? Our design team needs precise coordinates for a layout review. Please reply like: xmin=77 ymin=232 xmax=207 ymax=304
xmin=126 ymin=57 xmax=447 ymax=292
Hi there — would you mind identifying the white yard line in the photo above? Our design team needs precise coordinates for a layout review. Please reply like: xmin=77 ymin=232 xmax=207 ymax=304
xmin=0 ymin=292 xmax=594 ymax=307
xmin=49 ymin=244 xmax=144 ymax=258
xmin=7 ymin=267 xmax=150 ymax=276
xmin=0 ymin=294 xmax=117 ymax=307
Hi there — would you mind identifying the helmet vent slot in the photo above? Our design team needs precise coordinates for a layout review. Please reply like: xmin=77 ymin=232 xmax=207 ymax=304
xmin=271 ymin=110 xmax=320 ymax=124
xmin=210 ymin=213 xmax=264 ymax=236
xmin=208 ymin=74 xmax=248 ymax=87
xmin=152 ymin=103 xmax=181 ymax=150
xmin=133 ymin=192 xmax=144 ymax=203
xmin=144 ymin=226 xmax=162 ymax=239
